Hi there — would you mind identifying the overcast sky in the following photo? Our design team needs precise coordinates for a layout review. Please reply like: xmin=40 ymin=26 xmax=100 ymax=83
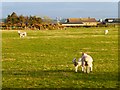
xmin=2 ymin=2 xmax=118 ymax=19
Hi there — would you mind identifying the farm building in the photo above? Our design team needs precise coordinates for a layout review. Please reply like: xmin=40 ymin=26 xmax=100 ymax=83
xmin=105 ymin=18 xmax=120 ymax=23
xmin=61 ymin=18 xmax=83 ymax=27
xmin=104 ymin=18 xmax=120 ymax=27
xmin=59 ymin=17 xmax=98 ymax=27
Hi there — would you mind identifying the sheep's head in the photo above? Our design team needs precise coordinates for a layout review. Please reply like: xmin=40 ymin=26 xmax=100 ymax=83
xmin=18 ymin=31 xmax=20 ymax=34
xmin=72 ymin=58 xmax=76 ymax=63
xmin=82 ymin=52 xmax=88 ymax=56
xmin=72 ymin=58 xmax=78 ymax=66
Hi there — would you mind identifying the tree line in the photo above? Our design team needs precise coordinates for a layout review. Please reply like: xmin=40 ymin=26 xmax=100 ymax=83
xmin=2 ymin=12 xmax=61 ymax=30
xmin=7 ymin=12 xmax=42 ymax=26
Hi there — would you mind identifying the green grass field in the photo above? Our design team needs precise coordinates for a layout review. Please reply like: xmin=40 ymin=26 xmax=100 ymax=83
xmin=2 ymin=27 xmax=119 ymax=88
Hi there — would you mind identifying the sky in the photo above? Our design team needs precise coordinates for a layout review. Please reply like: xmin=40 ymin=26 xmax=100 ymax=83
xmin=1 ymin=0 xmax=119 ymax=2
xmin=1 ymin=2 xmax=118 ymax=20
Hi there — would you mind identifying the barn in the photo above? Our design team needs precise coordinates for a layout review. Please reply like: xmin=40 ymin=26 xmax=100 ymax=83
xmin=59 ymin=17 xmax=98 ymax=27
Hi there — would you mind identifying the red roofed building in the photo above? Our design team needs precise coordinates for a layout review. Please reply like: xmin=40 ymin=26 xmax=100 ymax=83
xmin=60 ymin=17 xmax=98 ymax=27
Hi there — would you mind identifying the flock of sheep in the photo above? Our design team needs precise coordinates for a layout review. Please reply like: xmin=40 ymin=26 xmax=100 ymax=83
xmin=17 ymin=29 xmax=109 ymax=74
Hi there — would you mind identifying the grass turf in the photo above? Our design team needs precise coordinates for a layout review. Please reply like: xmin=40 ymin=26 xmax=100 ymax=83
xmin=2 ymin=27 xmax=119 ymax=88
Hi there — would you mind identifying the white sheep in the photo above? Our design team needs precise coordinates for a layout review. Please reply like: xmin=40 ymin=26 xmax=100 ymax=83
xmin=72 ymin=58 xmax=80 ymax=72
xmin=81 ymin=53 xmax=93 ymax=73
xmin=72 ymin=58 xmax=83 ymax=72
xmin=72 ymin=53 xmax=93 ymax=73
xmin=105 ymin=30 xmax=108 ymax=35
xmin=18 ymin=31 xmax=27 ymax=38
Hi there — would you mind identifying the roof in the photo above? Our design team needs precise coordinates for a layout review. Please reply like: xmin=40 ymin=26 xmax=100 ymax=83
xmin=67 ymin=18 xmax=81 ymax=22
xmin=80 ymin=18 xmax=97 ymax=22
xmin=62 ymin=22 xmax=83 ymax=24
xmin=67 ymin=17 xmax=97 ymax=22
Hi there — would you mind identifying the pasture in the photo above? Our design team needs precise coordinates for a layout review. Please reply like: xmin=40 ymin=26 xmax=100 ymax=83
xmin=2 ymin=27 xmax=119 ymax=88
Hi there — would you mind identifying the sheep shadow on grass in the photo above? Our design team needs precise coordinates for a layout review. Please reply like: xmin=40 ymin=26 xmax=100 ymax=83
xmin=3 ymin=69 xmax=118 ymax=81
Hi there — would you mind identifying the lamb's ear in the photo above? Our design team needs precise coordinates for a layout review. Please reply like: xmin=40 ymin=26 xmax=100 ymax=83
xmin=72 ymin=58 xmax=76 ymax=63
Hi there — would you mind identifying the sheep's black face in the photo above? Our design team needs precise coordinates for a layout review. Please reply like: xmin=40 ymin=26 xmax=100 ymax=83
xmin=74 ymin=62 xmax=78 ymax=66
xmin=72 ymin=58 xmax=78 ymax=66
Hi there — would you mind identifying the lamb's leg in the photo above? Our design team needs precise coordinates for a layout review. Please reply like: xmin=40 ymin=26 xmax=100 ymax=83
xmin=75 ymin=65 xmax=78 ymax=72
xmin=90 ymin=66 xmax=92 ymax=72
xmin=90 ymin=64 xmax=92 ymax=72
xmin=81 ymin=66 xmax=84 ymax=72
xmin=83 ymin=66 xmax=86 ymax=73
xmin=87 ymin=66 xmax=90 ymax=73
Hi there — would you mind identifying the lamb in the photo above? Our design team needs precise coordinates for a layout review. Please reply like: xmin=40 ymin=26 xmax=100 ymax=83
xmin=105 ymin=30 xmax=108 ymax=35
xmin=72 ymin=58 xmax=83 ymax=72
xmin=72 ymin=52 xmax=93 ymax=73
xmin=81 ymin=53 xmax=93 ymax=73
xmin=18 ymin=31 xmax=27 ymax=38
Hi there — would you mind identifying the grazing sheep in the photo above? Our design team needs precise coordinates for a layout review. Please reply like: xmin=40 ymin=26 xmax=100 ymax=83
xmin=18 ymin=31 xmax=27 ymax=38
xmin=105 ymin=30 xmax=108 ymax=35
xmin=72 ymin=52 xmax=93 ymax=73
xmin=72 ymin=58 xmax=83 ymax=72
xmin=81 ymin=53 xmax=93 ymax=73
